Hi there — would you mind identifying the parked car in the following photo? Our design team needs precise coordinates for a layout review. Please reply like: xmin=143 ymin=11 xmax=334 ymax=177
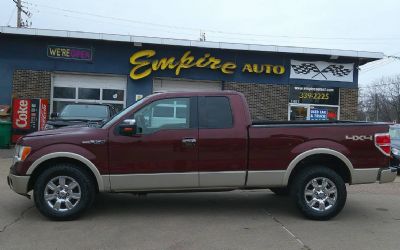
xmin=389 ymin=125 xmax=400 ymax=174
xmin=44 ymin=103 xmax=118 ymax=130
xmin=8 ymin=91 xmax=396 ymax=221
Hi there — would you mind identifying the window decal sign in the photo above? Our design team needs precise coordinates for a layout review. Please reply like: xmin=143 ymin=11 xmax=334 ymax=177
xmin=290 ymin=60 xmax=353 ymax=82
xmin=47 ymin=45 xmax=93 ymax=61
xmin=310 ymin=108 xmax=328 ymax=120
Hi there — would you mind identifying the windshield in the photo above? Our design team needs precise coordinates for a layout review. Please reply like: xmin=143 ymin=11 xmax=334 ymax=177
xmin=102 ymin=96 xmax=150 ymax=128
xmin=60 ymin=104 xmax=109 ymax=120
xmin=390 ymin=126 xmax=400 ymax=140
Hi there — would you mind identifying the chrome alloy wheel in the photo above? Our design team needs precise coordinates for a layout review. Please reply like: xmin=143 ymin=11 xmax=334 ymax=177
xmin=44 ymin=176 xmax=81 ymax=212
xmin=304 ymin=177 xmax=337 ymax=212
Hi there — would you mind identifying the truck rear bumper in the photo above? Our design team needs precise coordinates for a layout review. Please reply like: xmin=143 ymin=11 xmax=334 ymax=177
xmin=7 ymin=174 xmax=30 ymax=196
xmin=352 ymin=167 xmax=397 ymax=184
xmin=379 ymin=167 xmax=398 ymax=184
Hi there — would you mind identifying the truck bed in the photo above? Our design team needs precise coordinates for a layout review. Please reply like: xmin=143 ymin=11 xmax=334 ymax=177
xmin=252 ymin=120 xmax=383 ymax=126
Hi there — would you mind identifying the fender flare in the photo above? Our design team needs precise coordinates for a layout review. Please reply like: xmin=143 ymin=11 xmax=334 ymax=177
xmin=282 ymin=148 xmax=354 ymax=186
xmin=26 ymin=152 xmax=107 ymax=191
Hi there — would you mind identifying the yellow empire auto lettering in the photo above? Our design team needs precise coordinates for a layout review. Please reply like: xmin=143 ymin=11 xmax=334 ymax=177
xmin=129 ymin=50 xmax=155 ymax=80
xmin=129 ymin=50 xmax=285 ymax=80
xmin=242 ymin=63 xmax=285 ymax=75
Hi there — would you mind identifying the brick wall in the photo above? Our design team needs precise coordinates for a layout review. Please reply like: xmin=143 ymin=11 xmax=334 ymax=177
xmin=223 ymin=82 xmax=289 ymax=121
xmin=224 ymin=82 xmax=358 ymax=121
xmin=339 ymin=88 xmax=358 ymax=120
xmin=11 ymin=71 xmax=358 ymax=121
xmin=12 ymin=70 xmax=51 ymax=100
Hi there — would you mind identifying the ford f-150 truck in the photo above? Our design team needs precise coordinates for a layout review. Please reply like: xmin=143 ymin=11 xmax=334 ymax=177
xmin=8 ymin=91 xmax=397 ymax=220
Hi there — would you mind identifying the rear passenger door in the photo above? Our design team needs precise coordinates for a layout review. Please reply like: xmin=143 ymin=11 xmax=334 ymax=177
xmin=197 ymin=96 xmax=248 ymax=187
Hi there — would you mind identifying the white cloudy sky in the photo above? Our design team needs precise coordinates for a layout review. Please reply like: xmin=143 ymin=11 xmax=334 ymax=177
xmin=1 ymin=0 xmax=399 ymax=87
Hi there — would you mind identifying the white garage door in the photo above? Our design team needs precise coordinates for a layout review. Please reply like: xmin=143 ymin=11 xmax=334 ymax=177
xmin=153 ymin=78 xmax=222 ymax=93
xmin=52 ymin=73 xmax=127 ymax=113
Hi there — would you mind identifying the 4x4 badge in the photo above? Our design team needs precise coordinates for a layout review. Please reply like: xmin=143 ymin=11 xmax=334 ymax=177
xmin=345 ymin=135 xmax=373 ymax=141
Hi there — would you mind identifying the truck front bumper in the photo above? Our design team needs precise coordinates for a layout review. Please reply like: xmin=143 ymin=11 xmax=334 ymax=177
xmin=379 ymin=167 xmax=398 ymax=184
xmin=7 ymin=173 xmax=30 ymax=196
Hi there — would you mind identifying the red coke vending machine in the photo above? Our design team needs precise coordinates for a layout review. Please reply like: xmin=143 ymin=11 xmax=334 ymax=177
xmin=12 ymin=98 xmax=49 ymax=143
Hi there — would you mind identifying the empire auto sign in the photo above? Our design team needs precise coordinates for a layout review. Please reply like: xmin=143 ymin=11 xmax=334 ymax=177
xmin=129 ymin=50 xmax=286 ymax=80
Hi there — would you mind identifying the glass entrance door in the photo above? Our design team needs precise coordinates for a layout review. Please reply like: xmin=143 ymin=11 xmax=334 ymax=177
xmin=289 ymin=104 xmax=339 ymax=121
xmin=289 ymin=105 xmax=308 ymax=120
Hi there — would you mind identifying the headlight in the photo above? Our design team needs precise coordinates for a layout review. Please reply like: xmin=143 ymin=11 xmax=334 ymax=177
xmin=13 ymin=145 xmax=31 ymax=163
xmin=44 ymin=124 xmax=55 ymax=130
xmin=392 ymin=147 xmax=400 ymax=156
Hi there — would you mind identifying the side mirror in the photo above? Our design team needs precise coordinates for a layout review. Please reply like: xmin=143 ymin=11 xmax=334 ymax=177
xmin=50 ymin=112 xmax=59 ymax=118
xmin=119 ymin=119 xmax=137 ymax=136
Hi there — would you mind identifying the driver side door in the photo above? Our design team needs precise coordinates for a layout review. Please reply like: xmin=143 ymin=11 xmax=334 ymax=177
xmin=108 ymin=97 xmax=199 ymax=191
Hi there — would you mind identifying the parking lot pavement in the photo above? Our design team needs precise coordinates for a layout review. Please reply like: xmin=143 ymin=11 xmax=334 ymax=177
xmin=0 ymin=148 xmax=13 ymax=159
xmin=1 ymin=153 xmax=400 ymax=250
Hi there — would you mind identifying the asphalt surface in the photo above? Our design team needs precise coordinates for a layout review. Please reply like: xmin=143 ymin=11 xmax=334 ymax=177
xmin=1 ymin=149 xmax=400 ymax=250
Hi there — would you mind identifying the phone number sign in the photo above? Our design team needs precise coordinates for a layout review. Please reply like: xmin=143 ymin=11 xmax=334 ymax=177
xmin=289 ymin=86 xmax=339 ymax=105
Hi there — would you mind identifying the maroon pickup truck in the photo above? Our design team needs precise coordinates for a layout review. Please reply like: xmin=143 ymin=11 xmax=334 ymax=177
xmin=8 ymin=91 xmax=396 ymax=220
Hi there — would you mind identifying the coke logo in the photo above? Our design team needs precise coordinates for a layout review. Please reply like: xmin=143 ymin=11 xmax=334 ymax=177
xmin=15 ymin=100 xmax=29 ymax=129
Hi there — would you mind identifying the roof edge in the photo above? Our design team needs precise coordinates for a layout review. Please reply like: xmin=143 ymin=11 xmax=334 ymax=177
xmin=0 ymin=26 xmax=384 ymax=60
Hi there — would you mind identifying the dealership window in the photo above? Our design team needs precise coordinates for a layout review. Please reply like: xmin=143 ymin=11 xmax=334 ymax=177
xmin=288 ymin=86 xmax=340 ymax=121
xmin=52 ymin=74 xmax=127 ymax=113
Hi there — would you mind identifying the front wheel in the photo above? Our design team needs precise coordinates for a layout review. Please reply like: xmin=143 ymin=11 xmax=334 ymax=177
xmin=33 ymin=163 xmax=95 ymax=220
xmin=291 ymin=167 xmax=347 ymax=220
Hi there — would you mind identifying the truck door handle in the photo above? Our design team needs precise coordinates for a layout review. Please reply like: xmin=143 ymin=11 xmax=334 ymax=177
xmin=182 ymin=138 xmax=197 ymax=145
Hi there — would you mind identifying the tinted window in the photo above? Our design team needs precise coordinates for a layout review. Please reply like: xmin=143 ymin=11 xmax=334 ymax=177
xmin=199 ymin=96 xmax=233 ymax=129
xmin=78 ymin=88 xmax=100 ymax=100
xmin=54 ymin=87 xmax=76 ymax=99
xmin=103 ymin=89 xmax=124 ymax=101
xmin=133 ymin=98 xmax=190 ymax=134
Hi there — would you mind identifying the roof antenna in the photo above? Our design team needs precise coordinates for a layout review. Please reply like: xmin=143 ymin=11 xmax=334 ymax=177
xmin=200 ymin=30 xmax=206 ymax=42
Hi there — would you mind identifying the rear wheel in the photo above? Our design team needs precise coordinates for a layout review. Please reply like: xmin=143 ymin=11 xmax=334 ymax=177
xmin=291 ymin=166 xmax=347 ymax=220
xmin=33 ymin=163 xmax=95 ymax=220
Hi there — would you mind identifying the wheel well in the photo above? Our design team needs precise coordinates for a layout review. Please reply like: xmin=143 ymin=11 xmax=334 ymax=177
xmin=288 ymin=154 xmax=351 ymax=186
xmin=27 ymin=157 xmax=99 ymax=192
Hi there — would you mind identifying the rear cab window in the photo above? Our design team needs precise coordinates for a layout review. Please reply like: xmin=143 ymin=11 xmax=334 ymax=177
xmin=199 ymin=96 xmax=233 ymax=129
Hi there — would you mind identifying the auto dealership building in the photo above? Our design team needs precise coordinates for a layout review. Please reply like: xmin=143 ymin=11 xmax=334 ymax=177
xmin=0 ymin=26 xmax=383 ymax=121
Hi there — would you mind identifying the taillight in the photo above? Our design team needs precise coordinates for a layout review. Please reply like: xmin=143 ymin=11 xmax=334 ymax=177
xmin=374 ymin=133 xmax=391 ymax=156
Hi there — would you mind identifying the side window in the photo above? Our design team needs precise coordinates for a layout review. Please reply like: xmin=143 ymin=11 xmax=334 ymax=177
xmin=199 ymin=96 xmax=233 ymax=129
xmin=133 ymin=98 xmax=190 ymax=134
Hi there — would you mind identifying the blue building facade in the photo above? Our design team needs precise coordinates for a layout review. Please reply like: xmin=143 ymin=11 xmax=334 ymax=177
xmin=0 ymin=27 xmax=382 ymax=121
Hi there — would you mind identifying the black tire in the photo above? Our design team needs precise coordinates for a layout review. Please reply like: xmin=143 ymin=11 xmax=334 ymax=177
xmin=291 ymin=166 xmax=347 ymax=220
xmin=270 ymin=187 xmax=290 ymax=196
xmin=33 ymin=163 xmax=96 ymax=220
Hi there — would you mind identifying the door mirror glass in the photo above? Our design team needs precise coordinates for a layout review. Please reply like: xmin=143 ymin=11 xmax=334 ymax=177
xmin=119 ymin=119 xmax=137 ymax=136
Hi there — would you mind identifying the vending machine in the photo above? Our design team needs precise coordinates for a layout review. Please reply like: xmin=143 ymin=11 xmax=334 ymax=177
xmin=12 ymin=98 xmax=49 ymax=143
